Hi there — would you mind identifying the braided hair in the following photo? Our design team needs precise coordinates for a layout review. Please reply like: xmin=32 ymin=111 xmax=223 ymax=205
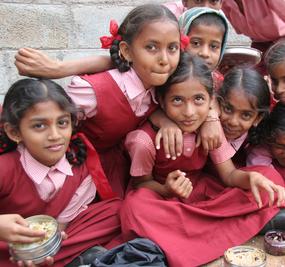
xmin=0 ymin=78 xmax=86 ymax=166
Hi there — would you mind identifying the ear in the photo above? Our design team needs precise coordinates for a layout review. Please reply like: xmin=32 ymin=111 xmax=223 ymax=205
xmin=3 ymin=123 xmax=22 ymax=144
xmin=119 ymin=41 xmax=133 ymax=63
xmin=253 ymin=114 xmax=264 ymax=127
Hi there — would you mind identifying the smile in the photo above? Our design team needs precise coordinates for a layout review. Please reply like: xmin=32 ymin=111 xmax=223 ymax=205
xmin=46 ymin=144 xmax=65 ymax=152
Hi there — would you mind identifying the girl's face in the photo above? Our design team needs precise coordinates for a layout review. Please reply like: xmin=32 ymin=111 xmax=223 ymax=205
xmin=15 ymin=100 xmax=72 ymax=167
xmin=270 ymin=131 xmax=285 ymax=167
xmin=183 ymin=0 xmax=222 ymax=10
xmin=187 ymin=24 xmax=223 ymax=70
xmin=269 ymin=61 xmax=285 ymax=103
xmin=120 ymin=20 xmax=180 ymax=89
xmin=220 ymin=89 xmax=262 ymax=140
xmin=160 ymin=78 xmax=211 ymax=133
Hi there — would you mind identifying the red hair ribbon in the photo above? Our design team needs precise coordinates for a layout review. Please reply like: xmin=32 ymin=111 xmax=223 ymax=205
xmin=77 ymin=132 xmax=116 ymax=200
xmin=100 ymin=20 xmax=122 ymax=49
xmin=180 ymin=33 xmax=190 ymax=51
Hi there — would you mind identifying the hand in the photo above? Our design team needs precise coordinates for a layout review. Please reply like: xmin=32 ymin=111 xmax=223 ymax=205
xmin=196 ymin=120 xmax=223 ymax=154
xmin=249 ymin=172 xmax=285 ymax=208
xmin=165 ymin=170 xmax=192 ymax=199
xmin=0 ymin=214 xmax=45 ymax=243
xmin=155 ymin=124 xmax=183 ymax=160
xmin=15 ymin=48 xmax=61 ymax=79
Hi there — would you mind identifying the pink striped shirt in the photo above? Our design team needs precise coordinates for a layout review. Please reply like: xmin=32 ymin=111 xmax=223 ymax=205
xmin=18 ymin=145 xmax=96 ymax=224
xmin=125 ymin=128 xmax=235 ymax=177
xmin=67 ymin=68 xmax=157 ymax=118
xmin=164 ymin=1 xmax=186 ymax=18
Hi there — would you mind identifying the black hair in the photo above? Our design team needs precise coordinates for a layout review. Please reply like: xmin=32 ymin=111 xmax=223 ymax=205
xmin=0 ymin=78 xmax=86 ymax=166
xmin=189 ymin=13 xmax=226 ymax=36
xmin=157 ymin=52 xmax=213 ymax=98
xmin=110 ymin=4 xmax=179 ymax=72
xmin=257 ymin=102 xmax=285 ymax=146
xmin=264 ymin=39 xmax=285 ymax=73
xmin=218 ymin=67 xmax=270 ymax=144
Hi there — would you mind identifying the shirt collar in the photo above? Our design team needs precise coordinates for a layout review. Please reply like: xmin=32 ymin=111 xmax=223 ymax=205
xmin=229 ymin=132 xmax=248 ymax=151
xmin=18 ymin=145 xmax=73 ymax=185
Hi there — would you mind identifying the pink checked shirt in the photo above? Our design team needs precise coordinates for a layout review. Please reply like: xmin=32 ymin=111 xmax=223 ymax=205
xmin=18 ymin=145 xmax=96 ymax=224
xmin=67 ymin=68 xmax=157 ymax=118
xmin=164 ymin=1 xmax=186 ymax=18
xmin=125 ymin=128 xmax=235 ymax=177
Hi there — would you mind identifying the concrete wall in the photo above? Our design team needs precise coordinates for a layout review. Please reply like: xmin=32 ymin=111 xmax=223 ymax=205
xmin=0 ymin=0 xmax=251 ymax=103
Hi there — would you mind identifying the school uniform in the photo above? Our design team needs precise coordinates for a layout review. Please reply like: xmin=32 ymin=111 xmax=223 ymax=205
xmin=0 ymin=145 xmax=121 ymax=267
xmin=67 ymin=68 xmax=158 ymax=198
xmin=121 ymin=122 xmax=284 ymax=267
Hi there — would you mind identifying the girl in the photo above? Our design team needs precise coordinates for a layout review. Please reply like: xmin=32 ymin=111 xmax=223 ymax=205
xmin=264 ymin=39 xmax=285 ymax=105
xmin=247 ymin=102 xmax=285 ymax=179
xmin=217 ymin=67 xmax=271 ymax=167
xmin=120 ymin=53 xmax=285 ymax=267
xmin=0 ymin=78 xmax=121 ymax=267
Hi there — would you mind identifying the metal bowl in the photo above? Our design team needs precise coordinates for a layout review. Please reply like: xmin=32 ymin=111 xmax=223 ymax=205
xmin=9 ymin=215 xmax=62 ymax=264
xmin=264 ymin=230 xmax=285 ymax=256
xmin=224 ymin=246 xmax=266 ymax=267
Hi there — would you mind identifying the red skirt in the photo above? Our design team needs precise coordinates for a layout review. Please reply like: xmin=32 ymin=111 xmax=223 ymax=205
xmin=0 ymin=198 xmax=122 ymax=267
xmin=120 ymin=166 xmax=283 ymax=267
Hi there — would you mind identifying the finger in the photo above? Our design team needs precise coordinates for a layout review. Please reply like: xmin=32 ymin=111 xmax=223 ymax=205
xmin=262 ymin=184 xmax=275 ymax=206
xmin=162 ymin=133 xmax=171 ymax=159
xmin=167 ymin=131 xmax=177 ymax=160
xmin=45 ymin=256 xmax=54 ymax=266
xmin=274 ymin=186 xmax=285 ymax=207
xmin=195 ymin=134 xmax=201 ymax=148
xmin=175 ymin=131 xmax=183 ymax=157
xmin=201 ymin=139 xmax=209 ymax=155
xmin=251 ymin=185 xmax=263 ymax=208
xmin=61 ymin=231 xmax=68 ymax=240
xmin=155 ymin=131 xmax=162 ymax=150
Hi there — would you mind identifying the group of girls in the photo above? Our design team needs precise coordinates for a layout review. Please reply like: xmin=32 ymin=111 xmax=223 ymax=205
xmin=1 ymin=2 xmax=285 ymax=267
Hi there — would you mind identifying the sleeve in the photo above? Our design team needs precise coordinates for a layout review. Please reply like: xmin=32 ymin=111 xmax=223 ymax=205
xmin=246 ymin=145 xmax=273 ymax=167
xmin=66 ymin=76 xmax=98 ymax=118
xmin=125 ymin=129 xmax=156 ymax=177
xmin=56 ymin=174 xmax=96 ymax=224
xmin=209 ymin=129 xmax=236 ymax=164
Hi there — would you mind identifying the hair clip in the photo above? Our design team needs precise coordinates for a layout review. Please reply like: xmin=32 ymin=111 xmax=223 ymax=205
xmin=100 ymin=20 xmax=122 ymax=49
xmin=180 ymin=33 xmax=190 ymax=51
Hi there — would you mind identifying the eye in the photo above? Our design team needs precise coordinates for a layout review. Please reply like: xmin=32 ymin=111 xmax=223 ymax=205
xmin=172 ymin=96 xmax=183 ymax=105
xmin=194 ymin=95 xmax=206 ymax=104
xmin=168 ymin=43 xmax=179 ymax=53
xmin=145 ymin=44 xmax=157 ymax=51
xmin=222 ymin=104 xmax=233 ymax=114
xmin=32 ymin=123 xmax=45 ymax=130
xmin=190 ymin=39 xmax=200 ymax=47
xmin=241 ymin=112 xmax=254 ymax=121
xmin=210 ymin=43 xmax=220 ymax=50
xmin=210 ymin=0 xmax=220 ymax=4
xmin=58 ymin=118 xmax=70 ymax=127
xmin=194 ymin=0 xmax=203 ymax=4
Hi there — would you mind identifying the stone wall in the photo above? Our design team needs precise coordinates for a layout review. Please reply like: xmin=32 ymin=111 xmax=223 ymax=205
xmin=0 ymin=0 xmax=251 ymax=103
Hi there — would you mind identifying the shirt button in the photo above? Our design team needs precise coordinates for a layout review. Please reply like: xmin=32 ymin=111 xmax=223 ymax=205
xmin=186 ymin=148 xmax=191 ymax=152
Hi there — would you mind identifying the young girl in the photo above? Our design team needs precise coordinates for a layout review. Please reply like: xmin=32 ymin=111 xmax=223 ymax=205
xmin=264 ymin=39 xmax=285 ymax=105
xmin=120 ymin=53 xmax=285 ymax=267
xmin=247 ymin=102 xmax=285 ymax=179
xmin=0 ymin=78 xmax=121 ymax=267
xmin=217 ymin=67 xmax=271 ymax=167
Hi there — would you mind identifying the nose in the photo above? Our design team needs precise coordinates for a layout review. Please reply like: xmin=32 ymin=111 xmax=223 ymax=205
xmin=227 ymin=114 xmax=239 ymax=127
xmin=198 ymin=45 xmax=210 ymax=59
xmin=158 ymin=49 xmax=169 ymax=66
xmin=183 ymin=103 xmax=195 ymax=117
xmin=48 ymin=126 xmax=61 ymax=140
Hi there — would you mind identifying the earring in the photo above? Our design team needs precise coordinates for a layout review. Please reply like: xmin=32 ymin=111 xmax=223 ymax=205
xmin=253 ymin=123 xmax=258 ymax=127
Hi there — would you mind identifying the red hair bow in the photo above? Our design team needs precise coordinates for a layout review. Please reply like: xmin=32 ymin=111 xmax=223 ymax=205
xmin=100 ymin=20 xmax=122 ymax=49
xmin=180 ymin=33 xmax=190 ymax=51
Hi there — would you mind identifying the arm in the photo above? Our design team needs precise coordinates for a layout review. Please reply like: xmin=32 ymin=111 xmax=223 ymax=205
xmin=0 ymin=214 xmax=45 ymax=243
xmin=149 ymin=108 xmax=183 ymax=160
xmin=215 ymin=159 xmax=285 ymax=208
xmin=196 ymin=96 xmax=223 ymax=153
xmin=15 ymin=47 xmax=113 ymax=79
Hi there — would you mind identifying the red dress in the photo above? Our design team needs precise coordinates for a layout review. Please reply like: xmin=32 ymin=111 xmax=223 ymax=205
xmin=0 ymin=151 xmax=122 ymax=267
xmin=120 ymin=123 xmax=284 ymax=267
xmin=80 ymin=72 xmax=157 ymax=198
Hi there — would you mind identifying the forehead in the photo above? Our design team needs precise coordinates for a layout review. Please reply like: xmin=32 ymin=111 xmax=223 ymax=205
xmin=168 ymin=77 xmax=209 ymax=95
xmin=134 ymin=20 xmax=179 ymax=42
xmin=224 ymin=88 xmax=257 ymax=110
xmin=185 ymin=0 xmax=222 ymax=8
xmin=270 ymin=61 xmax=285 ymax=78
xmin=189 ymin=23 xmax=224 ymax=43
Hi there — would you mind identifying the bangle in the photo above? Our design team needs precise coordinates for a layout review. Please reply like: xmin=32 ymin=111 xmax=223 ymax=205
xmin=205 ymin=117 xmax=220 ymax=122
